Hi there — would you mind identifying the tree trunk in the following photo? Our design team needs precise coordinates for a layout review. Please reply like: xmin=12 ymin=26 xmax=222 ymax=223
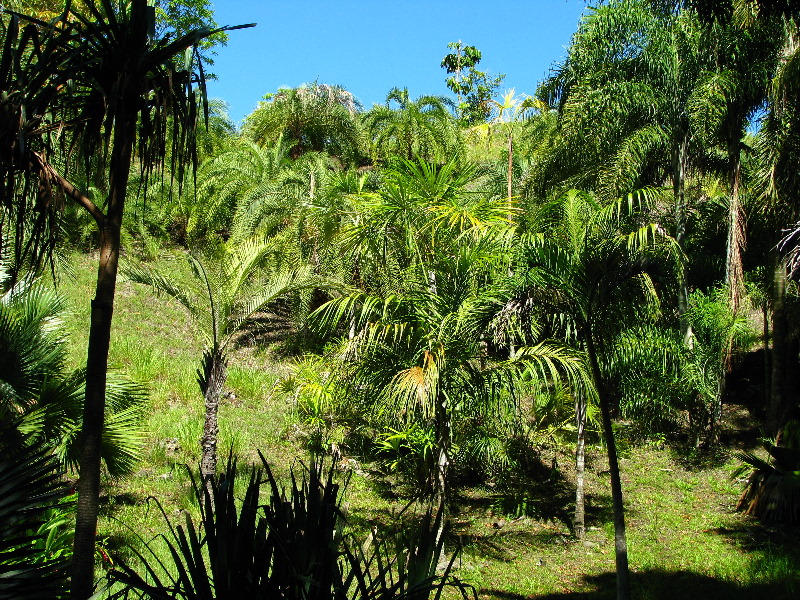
xmin=507 ymin=132 xmax=513 ymax=205
xmin=199 ymin=349 xmax=228 ymax=482
xmin=673 ymin=135 xmax=692 ymax=345
xmin=584 ymin=330 xmax=630 ymax=600
xmin=434 ymin=389 xmax=450 ymax=546
xmin=71 ymin=116 xmax=134 ymax=599
xmin=768 ymin=263 xmax=787 ymax=436
xmin=573 ymin=392 xmax=587 ymax=540
xmin=725 ymin=142 xmax=745 ymax=314
xmin=763 ymin=301 xmax=771 ymax=412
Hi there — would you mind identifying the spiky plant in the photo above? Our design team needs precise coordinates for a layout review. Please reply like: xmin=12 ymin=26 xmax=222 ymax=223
xmin=108 ymin=454 xmax=475 ymax=600
xmin=0 ymin=423 xmax=72 ymax=600
xmin=737 ymin=420 xmax=800 ymax=524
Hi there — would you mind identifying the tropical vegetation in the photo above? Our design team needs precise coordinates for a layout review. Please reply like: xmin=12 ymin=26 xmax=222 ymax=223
xmin=1 ymin=1 xmax=800 ymax=599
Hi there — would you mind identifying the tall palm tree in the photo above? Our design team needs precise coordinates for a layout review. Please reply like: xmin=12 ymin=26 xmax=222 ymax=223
xmin=0 ymin=3 xmax=251 ymax=594
xmin=538 ymin=0 xmax=708 ymax=341
xmin=513 ymin=189 xmax=679 ymax=600
xmin=123 ymin=239 xmax=318 ymax=480
xmin=362 ymin=87 xmax=462 ymax=163
xmin=688 ymin=16 xmax=781 ymax=314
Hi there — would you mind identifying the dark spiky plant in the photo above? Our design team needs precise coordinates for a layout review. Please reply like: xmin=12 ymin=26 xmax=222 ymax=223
xmin=1 ymin=3 xmax=252 ymax=595
xmin=736 ymin=420 xmax=800 ymax=524
xmin=108 ymin=454 xmax=475 ymax=600
xmin=0 ymin=423 xmax=73 ymax=600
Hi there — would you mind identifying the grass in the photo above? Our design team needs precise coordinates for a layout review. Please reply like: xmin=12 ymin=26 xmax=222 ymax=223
xmin=52 ymin=251 xmax=800 ymax=599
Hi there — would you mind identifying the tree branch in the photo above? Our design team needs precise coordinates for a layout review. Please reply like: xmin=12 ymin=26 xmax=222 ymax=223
xmin=33 ymin=151 xmax=105 ymax=225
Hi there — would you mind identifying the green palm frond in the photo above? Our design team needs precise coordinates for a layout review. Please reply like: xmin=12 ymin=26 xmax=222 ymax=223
xmin=0 ymin=423 xmax=71 ymax=599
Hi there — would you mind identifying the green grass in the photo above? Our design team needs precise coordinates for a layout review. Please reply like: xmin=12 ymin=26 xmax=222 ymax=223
xmin=53 ymin=250 xmax=800 ymax=600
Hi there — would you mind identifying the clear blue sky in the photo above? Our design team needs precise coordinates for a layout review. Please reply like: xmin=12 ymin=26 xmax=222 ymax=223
xmin=205 ymin=1 xmax=589 ymax=126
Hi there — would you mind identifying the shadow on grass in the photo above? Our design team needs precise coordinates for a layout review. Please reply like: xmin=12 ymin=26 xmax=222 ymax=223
xmin=484 ymin=566 xmax=799 ymax=600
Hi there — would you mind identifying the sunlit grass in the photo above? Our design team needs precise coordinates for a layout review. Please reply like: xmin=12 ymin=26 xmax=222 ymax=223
xmin=52 ymin=250 xmax=800 ymax=600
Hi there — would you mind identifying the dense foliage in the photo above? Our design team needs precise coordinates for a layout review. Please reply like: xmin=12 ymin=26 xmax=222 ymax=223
xmin=2 ymin=1 xmax=799 ymax=599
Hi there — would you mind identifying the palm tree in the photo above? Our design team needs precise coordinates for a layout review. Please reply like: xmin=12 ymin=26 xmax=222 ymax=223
xmin=538 ymin=0 xmax=708 ymax=342
xmin=243 ymin=83 xmax=364 ymax=164
xmin=688 ymin=16 xmax=781 ymax=314
xmin=314 ymin=245 xmax=588 ymax=540
xmin=512 ymin=189 xmax=679 ymax=600
xmin=363 ymin=87 xmax=462 ymax=163
xmin=0 ymin=4 xmax=251 ymax=593
xmin=123 ymin=239 xmax=318 ymax=480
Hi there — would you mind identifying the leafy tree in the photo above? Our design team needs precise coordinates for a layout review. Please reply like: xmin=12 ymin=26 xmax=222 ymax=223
xmin=0 ymin=3 xmax=250 ymax=595
xmin=441 ymin=41 xmax=505 ymax=126
xmin=363 ymin=87 xmax=461 ymax=162
xmin=243 ymin=83 xmax=364 ymax=163
xmin=123 ymin=239 xmax=318 ymax=480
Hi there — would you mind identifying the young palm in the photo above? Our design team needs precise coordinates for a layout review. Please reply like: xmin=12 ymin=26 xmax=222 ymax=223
xmin=123 ymin=240 xmax=318 ymax=480
xmin=314 ymin=243 xmax=588 ymax=541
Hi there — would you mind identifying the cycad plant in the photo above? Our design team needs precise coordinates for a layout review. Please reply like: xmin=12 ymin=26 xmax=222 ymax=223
xmin=108 ymin=454 xmax=474 ymax=600
xmin=0 ymin=422 xmax=72 ymax=600
xmin=123 ymin=239 xmax=318 ymax=481
xmin=737 ymin=420 xmax=800 ymax=524
xmin=0 ymin=265 xmax=147 ymax=477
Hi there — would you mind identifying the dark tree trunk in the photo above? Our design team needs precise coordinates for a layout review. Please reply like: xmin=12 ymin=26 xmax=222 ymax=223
xmin=199 ymin=349 xmax=228 ymax=482
xmin=574 ymin=392 xmax=587 ymax=540
xmin=768 ymin=264 xmax=787 ymax=436
xmin=584 ymin=329 xmax=630 ymax=600
xmin=71 ymin=115 xmax=134 ymax=599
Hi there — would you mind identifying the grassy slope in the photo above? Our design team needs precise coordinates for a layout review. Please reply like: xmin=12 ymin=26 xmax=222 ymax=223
xmin=55 ymin=252 xmax=799 ymax=599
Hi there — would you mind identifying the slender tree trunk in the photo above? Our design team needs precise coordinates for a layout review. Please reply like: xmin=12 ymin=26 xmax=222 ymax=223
xmin=673 ymin=136 xmax=693 ymax=345
xmin=199 ymin=349 xmax=228 ymax=482
xmin=725 ymin=142 xmax=745 ymax=314
xmin=71 ymin=116 xmax=134 ymax=599
xmin=584 ymin=329 xmax=630 ymax=600
xmin=573 ymin=392 xmax=587 ymax=540
xmin=763 ymin=301 xmax=771 ymax=411
xmin=768 ymin=263 xmax=787 ymax=436
xmin=507 ymin=132 xmax=513 ymax=205
xmin=434 ymin=388 xmax=450 ymax=546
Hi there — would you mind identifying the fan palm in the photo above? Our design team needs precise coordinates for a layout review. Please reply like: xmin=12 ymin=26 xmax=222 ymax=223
xmin=0 ymin=265 xmax=146 ymax=477
xmin=123 ymin=239 xmax=318 ymax=480
xmin=0 ymin=423 xmax=72 ymax=600
xmin=513 ymin=188 xmax=679 ymax=600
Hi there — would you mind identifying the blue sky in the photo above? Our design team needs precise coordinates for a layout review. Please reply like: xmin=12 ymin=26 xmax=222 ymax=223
xmin=206 ymin=1 xmax=589 ymax=126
